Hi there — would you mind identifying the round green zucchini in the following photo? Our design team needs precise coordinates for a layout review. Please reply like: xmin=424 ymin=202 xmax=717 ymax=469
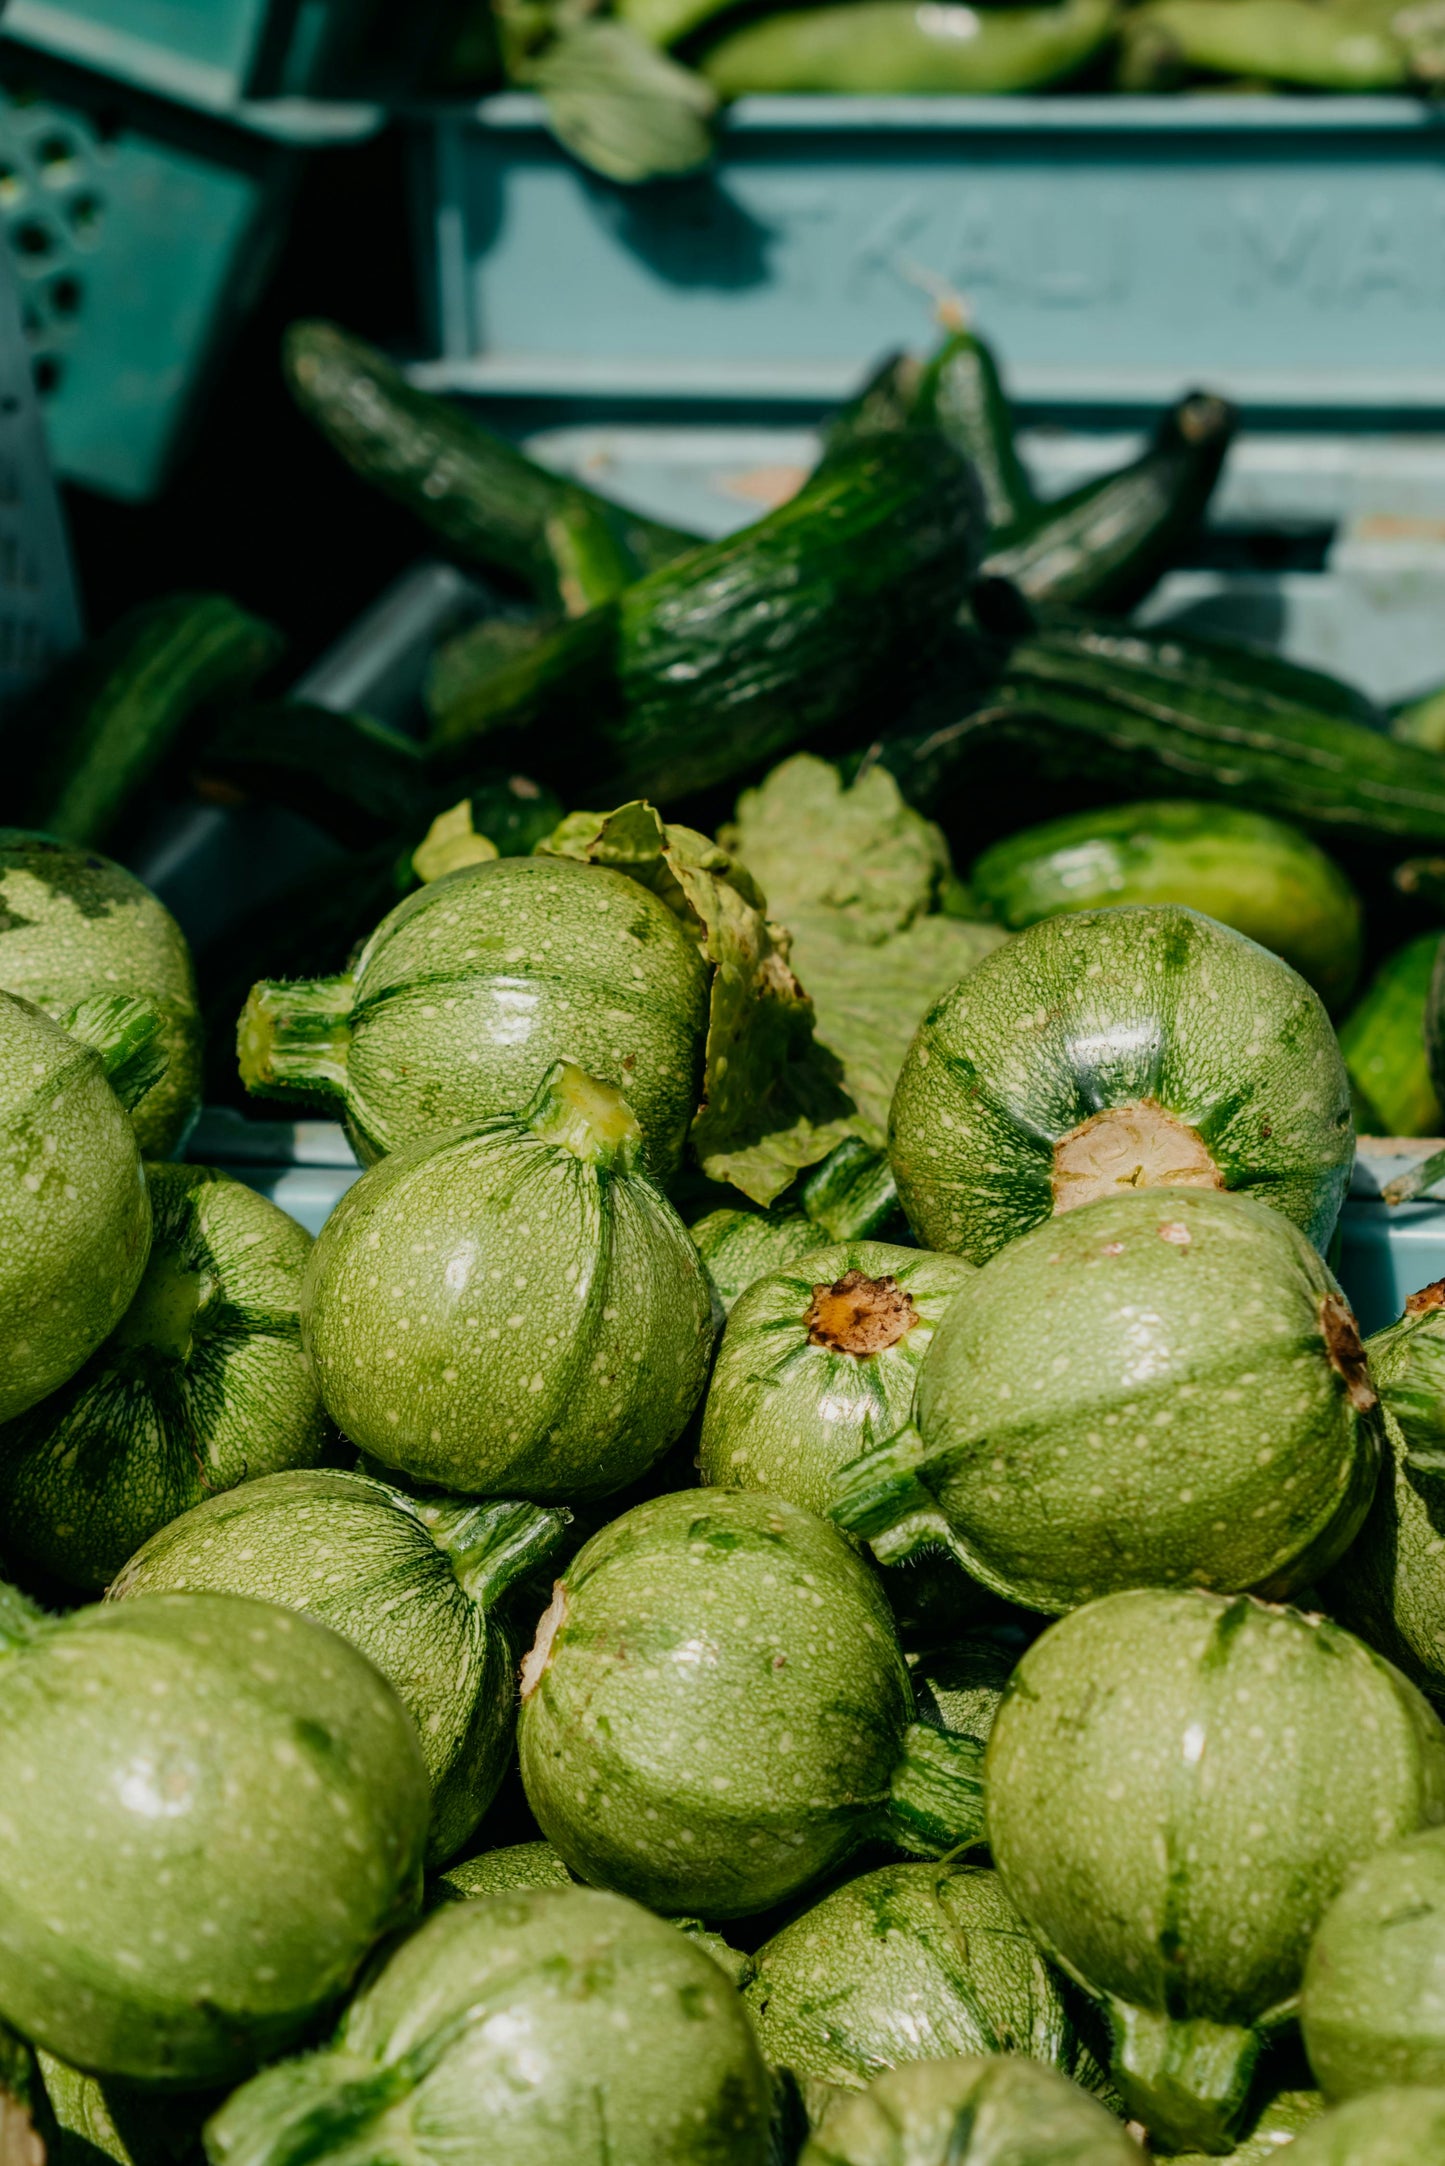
xmin=985 ymin=1588 xmax=1445 ymax=2154
xmin=1337 ymin=933 xmax=1444 ymax=1138
xmin=1321 ymin=1287 xmax=1445 ymax=1701
xmin=0 ymin=831 xmax=202 ymax=1159
xmin=743 ymin=1862 xmax=1092 ymax=2107
xmin=0 ymin=1588 xmax=427 ymax=2087
xmin=205 ymin=1887 xmax=774 ymax=2166
xmin=1302 ymin=1825 xmax=1445 ymax=2100
xmin=888 ymin=905 xmax=1353 ymax=1264
xmin=834 ymin=1187 xmax=1381 ymax=1614
xmin=434 ymin=1841 xmax=573 ymax=1903
xmin=238 ymin=853 xmax=709 ymax=1178
xmin=0 ymin=1162 xmax=327 ymax=1589
xmin=0 ymin=990 xmax=156 ymax=1422
xmin=698 ymin=1239 xmax=973 ymax=1517
xmin=517 ymin=1489 xmax=987 ymax=1918
xmin=800 ymin=2056 xmax=1144 ymax=2166
xmin=301 ymin=1062 xmax=716 ymax=1499
xmin=969 ymin=801 xmax=1363 ymax=1010
xmin=109 ymin=1471 xmax=567 ymax=1865
xmin=1283 ymin=2088 xmax=1445 ymax=2165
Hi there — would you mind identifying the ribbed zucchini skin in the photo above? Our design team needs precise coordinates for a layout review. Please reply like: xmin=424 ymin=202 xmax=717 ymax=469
xmin=207 ymin=1889 xmax=773 ymax=2166
xmin=285 ymin=321 xmax=690 ymax=606
xmin=698 ymin=1238 xmax=973 ymax=1516
xmin=110 ymin=1470 xmax=542 ymax=1866
xmin=0 ymin=1163 xmax=326 ymax=1590
xmin=743 ymin=1862 xmax=1086 ymax=2097
xmin=986 ymin=1591 xmax=1445 ymax=2152
xmin=0 ymin=831 xmax=202 ymax=1159
xmin=427 ymin=432 xmax=987 ymax=805
xmin=800 ymin=2056 xmax=1142 ymax=2166
xmin=1338 ymin=933 xmax=1444 ymax=1138
xmin=970 ymin=799 xmax=1363 ymax=1010
xmin=301 ymin=1071 xmax=715 ymax=1499
xmin=23 ymin=595 xmax=282 ymax=848
xmin=0 ymin=1592 xmax=427 ymax=2087
xmin=889 ymin=905 xmax=1353 ymax=1264
xmin=0 ymin=990 xmax=152 ymax=1422
xmin=241 ymin=855 xmax=710 ymax=1177
xmin=877 ymin=617 xmax=1445 ymax=847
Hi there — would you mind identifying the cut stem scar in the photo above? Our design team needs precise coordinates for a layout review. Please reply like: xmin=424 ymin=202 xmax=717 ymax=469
xmin=520 ymin=1583 xmax=568 ymax=1699
xmin=1320 ymin=1292 xmax=1377 ymax=1413
xmin=1052 ymin=1099 xmax=1224 ymax=1216
xmin=805 ymin=1270 xmax=917 ymax=1356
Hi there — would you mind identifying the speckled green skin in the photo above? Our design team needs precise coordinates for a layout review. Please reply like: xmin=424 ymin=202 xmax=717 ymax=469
xmin=1301 ymin=1826 xmax=1445 ymax=2099
xmin=301 ymin=1105 xmax=715 ymax=1499
xmin=108 ymin=1469 xmax=526 ymax=1865
xmin=745 ymin=1863 xmax=1084 ymax=2096
xmin=0 ymin=1591 xmax=427 ymax=2087
xmin=986 ymin=1590 xmax=1445 ymax=2146
xmin=969 ymin=800 xmax=1364 ymax=1010
xmin=0 ymin=833 xmax=201 ymax=1160
xmin=1283 ymin=2088 xmax=1445 ymax=2166
xmin=249 ymin=855 xmax=709 ymax=1178
xmin=1322 ymin=1312 xmax=1445 ymax=1702
xmin=802 ymin=2056 xmax=1144 ymax=2166
xmin=888 ymin=906 xmax=1353 ymax=1263
xmin=435 ymin=1841 xmax=572 ymax=1903
xmin=691 ymin=1205 xmax=812 ymax=1313
xmin=700 ymin=1240 xmax=974 ymax=1516
xmin=902 ymin=1186 xmax=1380 ymax=1612
xmin=0 ymin=1164 xmax=325 ymax=1589
xmin=518 ymin=1490 xmax=914 ymax=1916
xmin=0 ymin=990 xmax=152 ymax=1422
xmin=205 ymin=1886 xmax=773 ymax=2166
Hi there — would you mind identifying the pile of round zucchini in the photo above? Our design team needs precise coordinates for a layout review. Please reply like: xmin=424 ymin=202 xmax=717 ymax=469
xmin=4 ymin=791 xmax=1445 ymax=2166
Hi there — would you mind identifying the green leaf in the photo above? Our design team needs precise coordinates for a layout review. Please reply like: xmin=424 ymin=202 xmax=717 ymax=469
xmin=722 ymin=752 xmax=952 ymax=945
xmin=531 ymin=22 xmax=717 ymax=185
xmin=538 ymin=802 xmax=856 ymax=1205
xmin=786 ymin=908 xmax=1007 ymax=1140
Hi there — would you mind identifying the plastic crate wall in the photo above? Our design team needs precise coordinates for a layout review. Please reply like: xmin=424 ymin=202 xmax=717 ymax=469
xmin=410 ymin=95 xmax=1445 ymax=419
xmin=0 ymin=216 xmax=79 ymax=707
xmin=1 ymin=0 xmax=384 ymax=110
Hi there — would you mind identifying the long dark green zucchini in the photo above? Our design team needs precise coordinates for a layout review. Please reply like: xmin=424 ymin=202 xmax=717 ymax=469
xmin=984 ymin=391 xmax=1236 ymax=612
xmin=284 ymin=322 xmax=692 ymax=612
xmin=426 ymin=429 xmax=989 ymax=805
xmin=22 ymin=595 xmax=283 ymax=848
xmin=869 ymin=613 xmax=1445 ymax=848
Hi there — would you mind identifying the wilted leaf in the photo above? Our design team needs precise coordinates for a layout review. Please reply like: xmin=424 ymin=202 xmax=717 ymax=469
xmin=539 ymin=802 xmax=856 ymax=1204
xmin=723 ymin=752 xmax=951 ymax=944
xmin=532 ymin=21 xmax=717 ymax=185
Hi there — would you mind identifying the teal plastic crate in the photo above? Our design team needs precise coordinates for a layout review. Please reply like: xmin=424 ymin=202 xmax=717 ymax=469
xmin=2 ymin=0 xmax=386 ymax=112
xmin=410 ymin=94 xmax=1445 ymax=420
xmin=0 ymin=51 xmax=381 ymax=498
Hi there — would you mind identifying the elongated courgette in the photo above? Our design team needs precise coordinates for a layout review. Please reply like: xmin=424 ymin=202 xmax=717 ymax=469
xmin=427 ymin=430 xmax=988 ymax=805
xmin=284 ymin=322 xmax=693 ymax=612
xmin=985 ymin=392 xmax=1236 ymax=613
xmin=1119 ymin=0 xmax=1414 ymax=91
xmin=23 ymin=595 xmax=283 ymax=848
xmin=700 ymin=0 xmax=1116 ymax=94
xmin=870 ymin=614 xmax=1445 ymax=849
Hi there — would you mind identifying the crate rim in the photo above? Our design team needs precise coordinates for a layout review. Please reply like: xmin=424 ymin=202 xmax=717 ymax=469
xmin=416 ymin=88 xmax=1445 ymax=136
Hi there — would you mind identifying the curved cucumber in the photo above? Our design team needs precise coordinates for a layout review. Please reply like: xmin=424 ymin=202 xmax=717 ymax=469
xmin=1119 ymin=0 xmax=1410 ymax=90
xmin=1339 ymin=934 xmax=1444 ymax=1139
xmin=970 ymin=798 xmax=1363 ymax=1009
xmin=24 ymin=595 xmax=282 ymax=848
xmin=285 ymin=321 xmax=691 ymax=611
xmin=700 ymin=0 xmax=1116 ymax=94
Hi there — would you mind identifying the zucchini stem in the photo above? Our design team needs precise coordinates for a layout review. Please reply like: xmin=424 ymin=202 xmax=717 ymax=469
xmin=63 ymin=993 xmax=169 ymax=1114
xmin=410 ymin=1497 xmax=573 ymax=1611
xmin=521 ymin=1061 xmax=644 ymax=1173
xmin=237 ymin=976 xmax=355 ymax=1106
xmin=1106 ymin=2001 xmax=1262 ymax=2155
xmin=886 ymin=1721 xmax=987 ymax=1856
